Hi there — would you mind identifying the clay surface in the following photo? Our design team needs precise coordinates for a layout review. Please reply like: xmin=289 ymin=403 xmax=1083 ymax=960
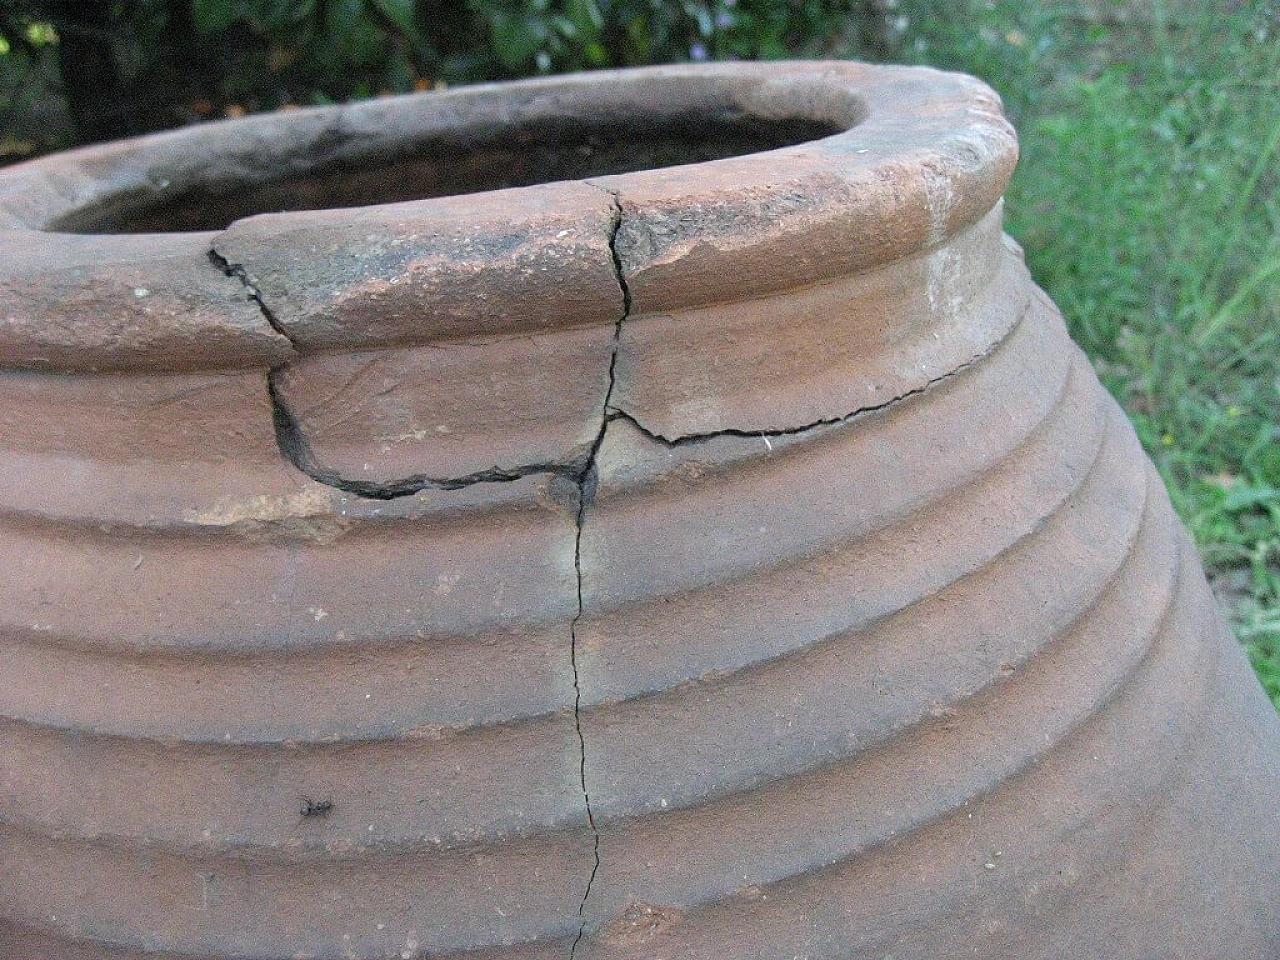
xmin=0 ymin=62 xmax=1277 ymax=960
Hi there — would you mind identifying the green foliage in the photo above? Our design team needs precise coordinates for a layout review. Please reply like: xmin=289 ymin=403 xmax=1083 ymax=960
xmin=466 ymin=0 xmax=869 ymax=74
xmin=0 ymin=0 xmax=870 ymax=140
xmin=0 ymin=1 xmax=876 ymax=151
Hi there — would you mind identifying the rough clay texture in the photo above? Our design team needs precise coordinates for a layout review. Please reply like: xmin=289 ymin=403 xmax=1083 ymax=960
xmin=0 ymin=62 xmax=1277 ymax=960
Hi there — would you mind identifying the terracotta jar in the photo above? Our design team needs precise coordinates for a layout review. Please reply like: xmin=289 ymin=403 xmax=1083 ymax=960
xmin=1 ymin=62 xmax=1277 ymax=960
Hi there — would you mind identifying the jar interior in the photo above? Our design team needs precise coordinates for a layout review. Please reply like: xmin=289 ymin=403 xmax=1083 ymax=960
xmin=61 ymin=111 xmax=845 ymax=234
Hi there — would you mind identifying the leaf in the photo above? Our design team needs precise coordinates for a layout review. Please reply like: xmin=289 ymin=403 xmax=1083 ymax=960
xmin=192 ymin=0 xmax=238 ymax=32
xmin=1194 ymin=252 xmax=1280 ymax=344
xmin=581 ymin=39 xmax=608 ymax=66
xmin=681 ymin=0 xmax=714 ymax=38
xmin=250 ymin=0 xmax=316 ymax=31
xmin=564 ymin=0 xmax=604 ymax=37
xmin=488 ymin=11 xmax=548 ymax=72
xmin=323 ymin=0 xmax=387 ymax=65
xmin=1224 ymin=484 xmax=1280 ymax=513
xmin=371 ymin=0 xmax=417 ymax=36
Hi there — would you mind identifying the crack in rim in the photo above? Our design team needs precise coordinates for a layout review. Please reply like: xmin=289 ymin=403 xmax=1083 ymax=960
xmin=567 ymin=183 xmax=627 ymax=959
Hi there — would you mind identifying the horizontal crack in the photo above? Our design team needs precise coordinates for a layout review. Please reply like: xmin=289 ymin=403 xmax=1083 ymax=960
xmin=210 ymin=240 xmax=611 ymax=501
xmin=266 ymin=367 xmax=585 ymax=500
xmin=605 ymin=341 xmax=1003 ymax=449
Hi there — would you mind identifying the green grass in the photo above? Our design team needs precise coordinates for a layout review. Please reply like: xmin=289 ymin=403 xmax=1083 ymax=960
xmin=897 ymin=0 xmax=1280 ymax=708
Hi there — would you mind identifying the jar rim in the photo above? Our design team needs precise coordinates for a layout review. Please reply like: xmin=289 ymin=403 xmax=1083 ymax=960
xmin=0 ymin=62 xmax=1017 ymax=371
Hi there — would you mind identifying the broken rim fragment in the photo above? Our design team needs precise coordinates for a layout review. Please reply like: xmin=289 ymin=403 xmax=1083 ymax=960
xmin=0 ymin=61 xmax=1277 ymax=960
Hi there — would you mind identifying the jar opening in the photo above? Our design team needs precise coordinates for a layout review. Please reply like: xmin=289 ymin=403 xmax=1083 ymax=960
xmin=61 ymin=112 xmax=844 ymax=234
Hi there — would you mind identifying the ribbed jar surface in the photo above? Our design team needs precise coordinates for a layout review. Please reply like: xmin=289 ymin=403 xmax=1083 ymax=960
xmin=0 ymin=62 xmax=1277 ymax=960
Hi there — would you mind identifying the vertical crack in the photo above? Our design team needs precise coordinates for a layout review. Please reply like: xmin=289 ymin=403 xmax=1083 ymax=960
xmin=208 ymin=248 xmax=295 ymax=345
xmin=215 ymin=201 xmax=630 ymax=954
xmin=568 ymin=485 xmax=602 ymax=960
xmin=569 ymin=187 xmax=629 ymax=959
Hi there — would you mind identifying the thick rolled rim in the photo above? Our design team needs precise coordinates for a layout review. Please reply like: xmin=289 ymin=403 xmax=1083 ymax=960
xmin=0 ymin=61 xmax=1018 ymax=370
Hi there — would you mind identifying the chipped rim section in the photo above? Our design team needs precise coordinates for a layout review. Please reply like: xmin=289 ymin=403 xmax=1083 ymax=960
xmin=0 ymin=61 xmax=1016 ymax=372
